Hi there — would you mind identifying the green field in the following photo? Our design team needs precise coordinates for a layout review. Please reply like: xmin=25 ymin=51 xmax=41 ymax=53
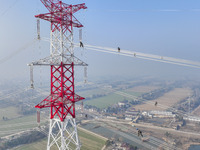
xmin=14 ymin=139 xmax=48 ymax=150
xmin=0 ymin=106 xmax=21 ymax=120
xmin=85 ymin=90 xmax=142 ymax=109
xmin=14 ymin=128 xmax=107 ymax=150
xmin=122 ymin=90 xmax=143 ymax=97
xmin=0 ymin=106 xmax=46 ymax=137
xmin=78 ymin=128 xmax=106 ymax=150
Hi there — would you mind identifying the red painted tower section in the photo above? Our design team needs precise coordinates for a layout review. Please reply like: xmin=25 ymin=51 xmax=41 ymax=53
xmin=35 ymin=63 xmax=84 ymax=121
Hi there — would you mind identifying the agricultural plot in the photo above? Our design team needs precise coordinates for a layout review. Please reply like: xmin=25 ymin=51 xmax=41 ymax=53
xmin=78 ymin=128 xmax=107 ymax=150
xmin=81 ymin=83 xmax=161 ymax=109
xmin=126 ymin=85 xmax=161 ymax=93
xmin=14 ymin=128 xmax=106 ymax=150
xmin=85 ymin=90 xmax=142 ymax=109
xmin=121 ymin=90 xmax=144 ymax=97
xmin=0 ymin=106 xmax=45 ymax=137
xmin=0 ymin=106 xmax=21 ymax=120
xmin=133 ymin=88 xmax=192 ymax=111
xmin=85 ymin=93 xmax=124 ymax=108
xmin=14 ymin=139 xmax=48 ymax=150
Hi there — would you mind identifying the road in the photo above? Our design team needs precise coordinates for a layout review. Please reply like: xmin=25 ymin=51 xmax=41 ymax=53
xmin=99 ymin=118 xmax=200 ymax=138
xmin=85 ymin=109 xmax=200 ymax=137
xmin=83 ymin=118 xmax=181 ymax=150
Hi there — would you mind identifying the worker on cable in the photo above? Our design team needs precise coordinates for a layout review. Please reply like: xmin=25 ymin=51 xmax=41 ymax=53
xmin=118 ymin=47 xmax=120 ymax=52
xmin=80 ymin=41 xmax=84 ymax=47
xmin=137 ymin=129 xmax=143 ymax=137
xmin=155 ymin=101 xmax=158 ymax=106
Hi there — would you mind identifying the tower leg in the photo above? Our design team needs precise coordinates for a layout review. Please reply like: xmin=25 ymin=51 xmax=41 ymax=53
xmin=47 ymin=117 xmax=80 ymax=150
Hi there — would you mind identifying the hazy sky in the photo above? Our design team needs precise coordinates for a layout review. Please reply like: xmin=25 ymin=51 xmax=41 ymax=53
xmin=1 ymin=0 xmax=200 ymax=83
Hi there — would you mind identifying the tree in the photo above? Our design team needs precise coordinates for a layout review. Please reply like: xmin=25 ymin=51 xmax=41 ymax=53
xmin=105 ymin=140 xmax=111 ymax=147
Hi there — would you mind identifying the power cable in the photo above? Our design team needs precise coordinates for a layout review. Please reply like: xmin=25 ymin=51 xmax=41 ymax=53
xmin=0 ymin=0 xmax=20 ymax=17
xmin=39 ymin=40 xmax=200 ymax=69
xmin=83 ymin=44 xmax=200 ymax=69
xmin=0 ymin=87 xmax=29 ymax=101
xmin=40 ymin=38 xmax=200 ymax=69
xmin=91 ymin=9 xmax=200 ymax=13
xmin=0 ymin=39 xmax=36 ymax=65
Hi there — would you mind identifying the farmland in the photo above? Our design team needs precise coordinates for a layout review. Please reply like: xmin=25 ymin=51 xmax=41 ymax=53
xmin=85 ymin=91 xmax=142 ymax=109
xmin=0 ymin=105 xmax=47 ymax=138
xmin=132 ymin=88 xmax=192 ymax=111
xmin=126 ymin=85 xmax=161 ymax=93
xmin=0 ymin=78 xmax=199 ymax=149
xmin=14 ymin=127 xmax=107 ymax=150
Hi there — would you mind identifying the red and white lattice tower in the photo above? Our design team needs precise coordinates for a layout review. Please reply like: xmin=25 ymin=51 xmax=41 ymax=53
xmin=28 ymin=0 xmax=87 ymax=149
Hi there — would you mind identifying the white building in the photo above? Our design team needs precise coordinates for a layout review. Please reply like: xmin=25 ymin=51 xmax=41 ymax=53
xmin=149 ymin=111 xmax=175 ymax=118
xmin=184 ymin=116 xmax=200 ymax=122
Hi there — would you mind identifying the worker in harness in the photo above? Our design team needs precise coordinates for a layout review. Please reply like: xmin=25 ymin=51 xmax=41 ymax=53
xmin=118 ymin=47 xmax=120 ymax=52
xmin=137 ymin=129 xmax=143 ymax=137
xmin=136 ymin=128 xmax=143 ymax=137
xmin=80 ymin=41 xmax=84 ymax=47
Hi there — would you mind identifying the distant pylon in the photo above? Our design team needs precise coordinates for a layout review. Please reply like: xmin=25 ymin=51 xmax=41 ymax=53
xmin=28 ymin=0 xmax=87 ymax=149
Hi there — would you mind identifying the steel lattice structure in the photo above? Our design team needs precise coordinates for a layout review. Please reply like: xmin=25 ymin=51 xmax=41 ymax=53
xmin=28 ymin=0 xmax=87 ymax=149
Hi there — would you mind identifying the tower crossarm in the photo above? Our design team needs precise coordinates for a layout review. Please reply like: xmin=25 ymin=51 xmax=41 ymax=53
xmin=28 ymin=54 xmax=88 ymax=66
xmin=36 ymin=1 xmax=87 ymax=28
xmin=35 ymin=94 xmax=84 ymax=109
xmin=35 ymin=12 xmax=84 ymax=28
xmin=68 ymin=3 xmax=87 ymax=14
xmin=35 ymin=94 xmax=84 ymax=120
xmin=40 ymin=0 xmax=87 ymax=14
xmin=40 ymin=0 xmax=61 ymax=12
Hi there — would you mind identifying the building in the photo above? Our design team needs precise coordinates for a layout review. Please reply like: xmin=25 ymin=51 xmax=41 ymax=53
xmin=149 ymin=111 xmax=175 ymax=118
xmin=184 ymin=116 xmax=200 ymax=122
